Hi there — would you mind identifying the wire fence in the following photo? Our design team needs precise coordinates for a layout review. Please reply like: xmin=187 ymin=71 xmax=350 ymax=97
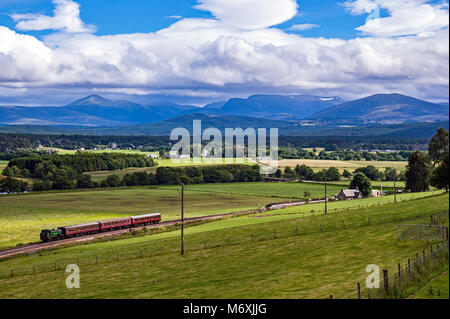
xmin=354 ymin=241 xmax=449 ymax=299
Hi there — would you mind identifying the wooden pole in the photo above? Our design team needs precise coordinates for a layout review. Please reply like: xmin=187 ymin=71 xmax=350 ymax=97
xmin=408 ymin=259 xmax=411 ymax=275
xmin=394 ymin=179 xmax=397 ymax=204
xmin=181 ymin=183 xmax=185 ymax=256
xmin=383 ymin=270 xmax=389 ymax=296
xmin=324 ymin=171 xmax=328 ymax=215
xmin=357 ymin=282 xmax=361 ymax=299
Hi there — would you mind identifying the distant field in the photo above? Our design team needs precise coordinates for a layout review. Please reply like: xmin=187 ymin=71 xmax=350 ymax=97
xmin=324 ymin=180 xmax=406 ymax=189
xmin=0 ymin=187 xmax=290 ymax=249
xmin=275 ymin=159 xmax=408 ymax=172
xmin=39 ymin=147 xmax=151 ymax=156
xmin=0 ymin=161 xmax=7 ymax=175
xmin=166 ymin=182 xmax=344 ymax=199
xmin=0 ymin=193 xmax=447 ymax=299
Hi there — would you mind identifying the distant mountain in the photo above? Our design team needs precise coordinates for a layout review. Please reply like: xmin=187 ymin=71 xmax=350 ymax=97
xmin=307 ymin=93 xmax=449 ymax=124
xmin=211 ymin=95 xmax=344 ymax=120
xmin=0 ymin=93 xmax=447 ymax=128
xmin=0 ymin=95 xmax=199 ymax=126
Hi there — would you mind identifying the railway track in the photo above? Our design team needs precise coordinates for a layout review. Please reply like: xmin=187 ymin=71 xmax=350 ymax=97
xmin=0 ymin=209 xmax=260 ymax=260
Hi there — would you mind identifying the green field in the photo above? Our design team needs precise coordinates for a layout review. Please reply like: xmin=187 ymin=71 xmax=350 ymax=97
xmin=166 ymin=182 xmax=345 ymax=199
xmin=0 ymin=160 xmax=8 ymax=175
xmin=0 ymin=187 xmax=286 ymax=249
xmin=409 ymin=270 xmax=449 ymax=299
xmin=0 ymin=193 xmax=447 ymax=299
xmin=0 ymin=181 xmax=442 ymax=249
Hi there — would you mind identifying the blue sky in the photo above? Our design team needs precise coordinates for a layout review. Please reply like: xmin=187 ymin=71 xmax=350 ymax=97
xmin=0 ymin=0 xmax=382 ymax=38
xmin=0 ymin=0 xmax=448 ymax=106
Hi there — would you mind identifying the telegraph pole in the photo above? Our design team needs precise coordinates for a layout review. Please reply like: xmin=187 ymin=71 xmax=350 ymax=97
xmin=181 ymin=183 xmax=185 ymax=255
xmin=394 ymin=178 xmax=397 ymax=204
xmin=324 ymin=170 xmax=328 ymax=215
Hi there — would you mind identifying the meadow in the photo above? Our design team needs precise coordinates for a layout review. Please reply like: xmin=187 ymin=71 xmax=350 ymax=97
xmin=165 ymin=182 xmax=344 ymax=199
xmin=0 ymin=193 xmax=447 ymax=299
xmin=0 ymin=181 xmax=441 ymax=249
xmin=0 ymin=187 xmax=285 ymax=249
xmin=0 ymin=160 xmax=7 ymax=175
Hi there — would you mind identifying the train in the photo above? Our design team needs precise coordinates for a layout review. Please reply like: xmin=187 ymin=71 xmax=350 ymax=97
xmin=40 ymin=213 xmax=162 ymax=242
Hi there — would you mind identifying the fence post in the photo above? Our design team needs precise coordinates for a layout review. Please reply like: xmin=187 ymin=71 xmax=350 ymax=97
xmin=398 ymin=263 xmax=401 ymax=279
xmin=296 ymin=227 xmax=299 ymax=236
xmin=204 ymin=241 xmax=207 ymax=249
xmin=10 ymin=269 xmax=13 ymax=277
xmin=408 ymin=259 xmax=411 ymax=275
xmin=329 ymin=295 xmax=333 ymax=299
xmin=140 ymin=249 xmax=143 ymax=258
xmin=320 ymin=224 xmax=323 ymax=232
xmin=383 ymin=270 xmax=389 ymax=296
xmin=431 ymin=246 xmax=433 ymax=259
xmin=228 ymin=236 xmax=231 ymax=245
xmin=357 ymin=282 xmax=361 ymax=299
xmin=274 ymin=230 xmax=277 ymax=239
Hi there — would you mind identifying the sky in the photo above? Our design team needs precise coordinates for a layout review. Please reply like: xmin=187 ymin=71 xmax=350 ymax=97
xmin=0 ymin=0 xmax=448 ymax=106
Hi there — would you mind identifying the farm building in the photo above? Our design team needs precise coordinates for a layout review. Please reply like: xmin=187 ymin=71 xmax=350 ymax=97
xmin=372 ymin=190 xmax=382 ymax=197
xmin=336 ymin=189 xmax=363 ymax=200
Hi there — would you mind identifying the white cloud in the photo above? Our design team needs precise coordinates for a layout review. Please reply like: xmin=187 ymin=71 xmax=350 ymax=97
xmin=10 ymin=0 xmax=95 ymax=33
xmin=343 ymin=0 xmax=449 ymax=37
xmin=194 ymin=0 xmax=298 ymax=29
xmin=0 ymin=0 xmax=448 ymax=104
xmin=287 ymin=24 xmax=320 ymax=31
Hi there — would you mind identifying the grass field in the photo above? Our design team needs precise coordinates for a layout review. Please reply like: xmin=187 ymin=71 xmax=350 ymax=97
xmin=165 ymin=182 xmax=345 ymax=199
xmin=0 ymin=193 xmax=447 ymax=299
xmin=0 ymin=187 xmax=287 ymax=249
xmin=0 ymin=181 xmax=442 ymax=249
xmin=0 ymin=160 xmax=8 ymax=175
xmin=274 ymin=159 xmax=408 ymax=173
xmin=409 ymin=270 xmax=449 ymax=299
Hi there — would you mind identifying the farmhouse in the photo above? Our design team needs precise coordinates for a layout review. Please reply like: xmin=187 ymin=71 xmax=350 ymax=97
xmin=372 ymin=190 xmax=382 ymax=197
xmin=336 ymin=189 xmax=363 ymax=200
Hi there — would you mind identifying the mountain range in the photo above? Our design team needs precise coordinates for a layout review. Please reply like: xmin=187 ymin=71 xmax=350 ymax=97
xmin=0 ymin=93 xmax=448 ymax=129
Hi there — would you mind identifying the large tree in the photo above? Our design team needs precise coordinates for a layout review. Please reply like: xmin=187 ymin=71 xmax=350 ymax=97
xmin=428 ymin=128 xmax=449 ymax=166
xmin=350 ymin=172 xmax=372 ymax=197
xmin=354 ymin=165 xmax=382 ymax=181
xmin=405 ymin=151 xmax=431 ymax=192
xmin=428 ymin=128 xmax=449 ymax=191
